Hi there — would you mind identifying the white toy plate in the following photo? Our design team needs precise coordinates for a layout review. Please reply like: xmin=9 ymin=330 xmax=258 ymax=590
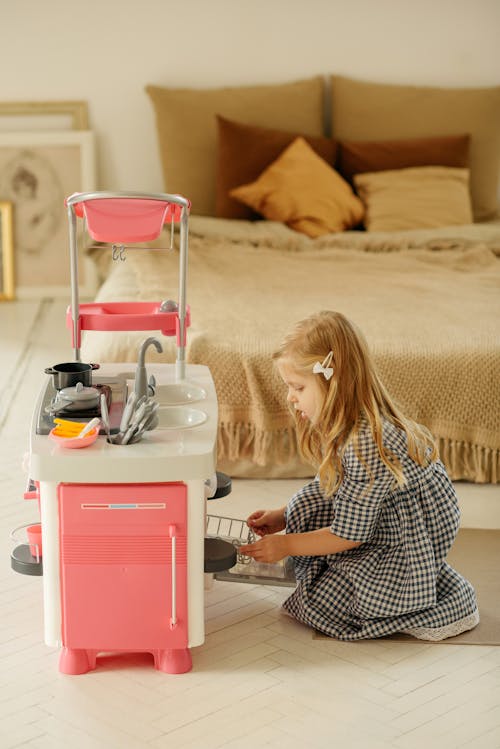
xmin=156 ymin=406 xmax=207 ymax=430
xmin=154 ymin=383 xmax=206 ymax=405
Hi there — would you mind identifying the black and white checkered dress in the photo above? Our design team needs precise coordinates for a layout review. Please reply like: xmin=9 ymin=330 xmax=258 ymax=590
xmin=282 ymin=420 xmax=478 ymax=640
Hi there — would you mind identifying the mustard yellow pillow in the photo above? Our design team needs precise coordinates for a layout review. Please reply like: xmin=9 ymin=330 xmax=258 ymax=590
xmin=354 ymin=166 xmax=473 ymax=232
xmin=229 ymin=137 xmax=364 ymax=237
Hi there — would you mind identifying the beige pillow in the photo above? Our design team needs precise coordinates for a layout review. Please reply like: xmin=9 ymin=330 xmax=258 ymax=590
xmin=330 ymin=76 xmax=500 ymax=221
xmin=354 ymin=166 xmax=473 ymax=232
xmin=146 ymin=77 xmax=325 ymax=217
xmin=230 ymin=137 xmax=364 ymax=237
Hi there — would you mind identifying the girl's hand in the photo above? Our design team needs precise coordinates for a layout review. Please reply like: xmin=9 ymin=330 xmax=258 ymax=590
xmin=246 ymin=508 xmax=286 ymax=536
xmin=240 ymin=534 xmax=289 ymax=563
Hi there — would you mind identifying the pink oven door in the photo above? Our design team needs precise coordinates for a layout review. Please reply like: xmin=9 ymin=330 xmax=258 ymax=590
xmin=58 ymin=482 xmax=188 ymax=652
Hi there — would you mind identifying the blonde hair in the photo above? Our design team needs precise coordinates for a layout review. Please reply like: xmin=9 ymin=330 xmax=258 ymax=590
xmin=273 ymin=310 xmax=437 ymax=496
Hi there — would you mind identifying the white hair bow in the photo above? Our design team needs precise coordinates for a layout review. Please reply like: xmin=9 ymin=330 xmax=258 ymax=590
xmin=312 ymin=351 xmax=334 ymax=381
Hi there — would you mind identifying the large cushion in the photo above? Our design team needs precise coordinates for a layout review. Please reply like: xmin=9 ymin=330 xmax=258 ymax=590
xmin=338 ymin=134 xmax=470 ymax=185
xmin=230 ymin=136 xmax=364 ymax=237
xmin=216 ymin=116 xmax=337 ymax=220
xmin=354 ymin=166 xmax=473 ymax=232
xmin=146 ymin=77 xmax=325 ymax=216
xmin=330 ymin=76 xmax=500 ymax=221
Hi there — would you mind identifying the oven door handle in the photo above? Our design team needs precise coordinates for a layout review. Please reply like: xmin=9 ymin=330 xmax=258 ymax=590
xmin=169 ymin=524 xmax=177 ymax=629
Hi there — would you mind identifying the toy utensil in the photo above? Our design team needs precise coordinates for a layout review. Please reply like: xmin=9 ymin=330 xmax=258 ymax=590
xmin=115 ymin=410 xmax=143 ymax=444
xmin=77 ymin=417 xmax=101 ymax=439
xmin=53 ymin=424 xmax=84 ymax=435
xmin=129 ymin=399 xmax=149 ymax=427
xmin=54 ymin=417 xmax=85 ymax=429
xmin=148 ymin=374 xmax=156 ymax=396
xmin=129 ymin=399 xmax=148 ymax=428
xmin=129 ymin=402 xmax=161 ymax=443
xmin=141 ymin=400 xmax=159 ymax=429
xmin=120 ymin=421 xmax=137 ymax=445
xmin=119 ymin=391 xmax=137 ymax=433
xmin=53 ymin=417 xmax=88 ymax=438
xmin=135 ymin=409 xmax=156 ymax=435
xmin=100 ymin=393 xmax=110 ymax=438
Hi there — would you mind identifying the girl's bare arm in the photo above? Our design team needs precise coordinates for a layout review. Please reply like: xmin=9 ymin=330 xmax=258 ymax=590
xmin=240 ymin=527 xmax=361 ymax=563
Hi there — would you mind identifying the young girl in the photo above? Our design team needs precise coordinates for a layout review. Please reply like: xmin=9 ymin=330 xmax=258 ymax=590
xmin=239 ymin=310 xmax=479 ymax=641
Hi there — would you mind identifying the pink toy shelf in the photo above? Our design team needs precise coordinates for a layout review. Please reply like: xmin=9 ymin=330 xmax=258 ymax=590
xmin=65 ymin=192 xmax=191 ymax=380
xmin=65 ymin=303 xmax=191 ymax=347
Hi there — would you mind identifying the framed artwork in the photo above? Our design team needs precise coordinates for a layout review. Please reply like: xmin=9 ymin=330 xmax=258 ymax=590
xmin=0 ymin=101 xmax=89 ymax=131
xmin=0 ymin=130 xmax=97 ymax=298
xmin=0 ymin=201 xmax=14 ymax=300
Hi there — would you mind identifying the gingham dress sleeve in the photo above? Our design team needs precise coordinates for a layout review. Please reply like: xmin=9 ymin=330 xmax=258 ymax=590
xmin=330 ymin=435 xmax=395 ymax=543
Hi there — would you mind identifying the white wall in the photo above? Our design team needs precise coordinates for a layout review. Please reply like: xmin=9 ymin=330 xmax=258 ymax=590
xmin=2 ymin=0 xmax=499 ymax=192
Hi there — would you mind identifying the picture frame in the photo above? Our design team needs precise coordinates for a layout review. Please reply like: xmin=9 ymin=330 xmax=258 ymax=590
xmin=0 ymin=101 xmax=89 ymax=131
xmin=0 ymin=130 xmax=97 ymax=299
xmin=0 ymin=201 xmax=14 ymax=300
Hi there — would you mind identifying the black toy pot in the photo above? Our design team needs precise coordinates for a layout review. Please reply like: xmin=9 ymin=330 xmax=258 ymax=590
xmin=44 ymin=362 xmax=100 ymax=390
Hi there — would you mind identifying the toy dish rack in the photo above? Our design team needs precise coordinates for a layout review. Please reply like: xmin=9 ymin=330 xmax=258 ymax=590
xmin=65 ymin=191 xmax=191 ymax=378
xmin=206 ymin=515 xmax=296 ymax=587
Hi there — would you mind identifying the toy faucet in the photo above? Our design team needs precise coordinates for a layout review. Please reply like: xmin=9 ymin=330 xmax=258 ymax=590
xmin=134 ymin=337 xmax=163 ymax=399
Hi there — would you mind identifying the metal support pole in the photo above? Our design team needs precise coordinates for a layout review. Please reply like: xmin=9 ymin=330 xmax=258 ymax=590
xmin=67 ymin=205 xmax=80 ymax=362
xmin=176 ymin=207 xmax=189 ymax=382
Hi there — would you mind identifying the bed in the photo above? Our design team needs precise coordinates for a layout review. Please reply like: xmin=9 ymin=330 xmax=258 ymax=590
xmin=81 ymin=75 xmax=500 ymax=484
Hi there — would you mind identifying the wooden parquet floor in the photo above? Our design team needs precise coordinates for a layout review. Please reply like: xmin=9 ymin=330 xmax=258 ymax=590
xmin=1 ymin=300 xmax=499 ymax=749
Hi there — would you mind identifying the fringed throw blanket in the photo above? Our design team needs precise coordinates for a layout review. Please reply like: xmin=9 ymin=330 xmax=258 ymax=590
xmin=83 ymin=218 xmax=500 ymax=483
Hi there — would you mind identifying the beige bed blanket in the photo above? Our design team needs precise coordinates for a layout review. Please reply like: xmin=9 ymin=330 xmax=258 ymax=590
xmin=83 ymin=219 xmax=500 ymax=483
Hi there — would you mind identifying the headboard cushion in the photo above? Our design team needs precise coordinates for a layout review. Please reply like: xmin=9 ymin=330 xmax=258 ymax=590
xmin=330 ymin=76 xmax=500 ymax=221
xmin=338 ymin=134 xmax=470 ymax=186
xmin=146 ymin=77 xmax=325 ymax=216
xmin=216 ymin=116 xmax=337 ymax=220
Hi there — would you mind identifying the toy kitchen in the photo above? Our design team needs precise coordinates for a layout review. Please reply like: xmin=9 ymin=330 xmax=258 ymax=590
xmin=9 ymin=191 xmax=249 ymax=676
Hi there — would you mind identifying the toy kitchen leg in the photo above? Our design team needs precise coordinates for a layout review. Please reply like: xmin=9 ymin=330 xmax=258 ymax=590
xmin=39 ymin=481 xmax=62 ymax=649
xmin=39 ymin=478 xmax=206 ymax=675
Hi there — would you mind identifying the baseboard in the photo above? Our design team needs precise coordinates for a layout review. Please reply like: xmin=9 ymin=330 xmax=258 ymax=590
xmin=455 ymin=481 xmax=500 ymax=529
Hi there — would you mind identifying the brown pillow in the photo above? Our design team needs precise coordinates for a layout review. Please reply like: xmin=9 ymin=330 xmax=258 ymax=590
xmin=354 ymin=166 xmax=473 ymax=232
xmin=145 ymin=77 xmax=325 ymax=217
xmin=330 ymin=76 xmax=500 ymax=221
xmin=338 ymin=134 xmax=470 ymax=185
xmin=230 ymin=137 xmax=364 ymax=238
xmin=216 ymin=116 xmax=337 ymax=220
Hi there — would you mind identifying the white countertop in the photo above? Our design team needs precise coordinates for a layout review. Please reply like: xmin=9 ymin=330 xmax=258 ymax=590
xmin=29 ymin=363 xmax=218 ymax=483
